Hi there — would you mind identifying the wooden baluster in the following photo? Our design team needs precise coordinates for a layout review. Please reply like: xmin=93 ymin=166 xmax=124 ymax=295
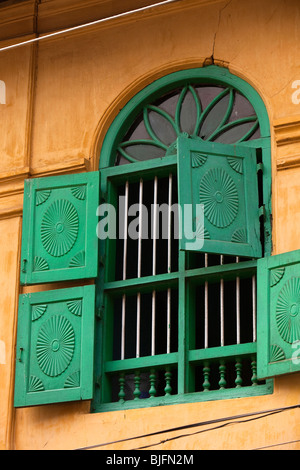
xmin=251 ymin=357 xmax=258 ymax=386
xmin=235 ymin=358 xmax=243 ymax=388
xmin=149 ymin=369 xmax=157 ymax=398
xmin=118 ymin=373 xmax=125 ymax=403
xmin=133 ymin=371 xmax=141 ymax=400
xmin=164 ymin=367 xmax=172 ymax=396
xmin=203 ymin=362 xmax=210 ymax=392
xmin=218 ymin=360 xmax=226 ymax=390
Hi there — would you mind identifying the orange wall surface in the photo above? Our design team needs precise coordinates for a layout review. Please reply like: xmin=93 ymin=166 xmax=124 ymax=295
xmin=0 ymin=0 xmax=299 ymax=450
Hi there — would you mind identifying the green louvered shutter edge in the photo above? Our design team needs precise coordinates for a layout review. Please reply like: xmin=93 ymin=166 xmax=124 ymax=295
xmin=257 ymin=249 xmax=300 ymax=379
xmin=20 ymin=171 xmax=99 ymax=285
xmin=177 ymin=137 xmax=261 ymax=258
xmin=14 ymin=285 xmax=95 ymax=407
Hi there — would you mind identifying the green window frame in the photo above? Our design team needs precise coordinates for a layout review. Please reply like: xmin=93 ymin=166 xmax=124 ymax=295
xmin=92 ymin=66 xmax=274 ymax=412
xmin=14 ymin=66 xmax=300 ymax=410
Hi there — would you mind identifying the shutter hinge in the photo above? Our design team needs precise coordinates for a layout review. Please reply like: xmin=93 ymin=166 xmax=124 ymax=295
xmin=95 ymin=375 xmax=102 ymax=388
xmin=101 ymin=192 xmax=107 ymax=203
xmin=96 ymin=306 xmax=104 ymax=319
xmin=21 ymin=259 xmax=27 ymax=273
xmin=259 ymin=205 xmax=266 ymax=218
xmin=257 ymin=162 xmax=263 ymax=173
xmin=17 ymin=347 xmax=24 ymax=363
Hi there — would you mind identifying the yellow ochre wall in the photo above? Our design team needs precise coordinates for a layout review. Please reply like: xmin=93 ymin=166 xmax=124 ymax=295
xmin=0 ymin=0 xmax=299 ymax=450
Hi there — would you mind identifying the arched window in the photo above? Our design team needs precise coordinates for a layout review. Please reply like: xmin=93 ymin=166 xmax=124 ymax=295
xmin=94 ymin=66 xmax=273 ymax=410
xmin=14 ymin=67 xmax=300 ymax=410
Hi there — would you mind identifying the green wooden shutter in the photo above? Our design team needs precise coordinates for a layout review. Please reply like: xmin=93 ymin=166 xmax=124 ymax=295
xmin=20 ymin=171 xmax=99 ymax=285
xmin=177 ymin=137 xmax=261 ymax=258
xmin=14 ymin=285 xmax=95 ymax=407
xmin=257 ymin=249 xmax=300 ymax=379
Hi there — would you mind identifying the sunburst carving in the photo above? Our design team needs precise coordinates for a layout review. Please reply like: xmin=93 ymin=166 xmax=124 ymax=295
xmin=41 ymin=199 xmax=79 ymax=257
xmin=67 ymin=299 xmax=82 ymax=317
xmin=231 ymin=228 xmax=247 ymax=244
xmin=276 ymin=277 xmax=300 ymax=344
xmin=69 ymin=250 xmax=85 ymax=268
xmin=36 ymin=315 xmax=75 ymax=377
xmin=195 ymin=222 xmax=210 ymax=240
xmin=64 ymin=370 xmax=80 ymax=388
xmin=270 ymin=267 xmax=285 ymax=287
xmin=199 ymin=168 xmax=239 ymax=228
xmin=33 ymin=256 xmax=49 ymax=272
xmin=191 ymin=152 xmax=207 ymax=168
xmin=32 ymin=304 xmax=47 ymax=322
xmin=36 ymin=190 xmax=51 ymax=206
xmin=227 ymin=157 xmax=243 ymax=174
xmin=28 ymin=375 xmax=45 ymax=392
xmin=71 ymin=185 xmax=86 ymax=200
xmin=270 ymin=344 xmax=286 ymax=363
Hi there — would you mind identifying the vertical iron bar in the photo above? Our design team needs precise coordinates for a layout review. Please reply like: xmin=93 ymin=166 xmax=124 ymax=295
xmin=220 ymin=255 xmax=224 ymax=347
xmin=151 ymin=176 xmax=158 ymax=356
xmin=167 ymin=289 xmax=171 ymax=354
xmin=121 ymin=181 xmax=129 ymax=360
xmin=236 ymin=256 xmax=240 ymax=345
xmin=167 ymin=173 xmax=172 ymax=273
xmin=252 ymin=274 xmax=256 ymax=342
xmin=136 ymin=179 xmax=143 ymax=358
xmin=167 ymin=173 xmax=172 ymax=353
xmin=137 ymin=178 xmax=143 ymax=279
xmin=123 ymin=180 xmax=129 ymax=280
xmin=204 ymin=253 xmax=208 ymax=349
xmin=121 ymin=295 xmax=126 ymax=360
xmin=136 ymin=293 xmax=141 ymax=358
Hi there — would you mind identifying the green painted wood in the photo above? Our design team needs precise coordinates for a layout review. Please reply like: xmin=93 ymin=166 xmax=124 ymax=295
xmin=202 ymin=362 xmax=210 ymax=392
xmin=92 ymin=66 xmax=273 ymax=411
xmin=177 ymin=136 xmax=261 ymax=258
xmin=118 ymin=373 xmax=126 ymax=403
xmin=176 ymin=250 xmax=187 ymax=395
xmin=94 ymin=380 xmax=273 ymax=412
xmin=257 ymin=249 xmax=300 ymax=379
xmin=14 ymin=285 xmax=95 ymax=407
xmin=20 ymin=172 xmax=100 ymax=285
xmin=218 ymin=361 xmax=226 ymax=390
xmin=100 ymin=66 xmax=271 ymax=170
xmin=104 ymin=272 xmax=179 ymax=295
xmin=149 ymin=369 xmax=157 ymax=398
xmin=103 ymin=259 xmax=256 ymax=295
xmin=99 ymin=66 xmax=272 ymax=259
xmin=189 ymin=342 xmax=256 ymax=363
xmin=105 ymin=352 xmax=178 ymax=373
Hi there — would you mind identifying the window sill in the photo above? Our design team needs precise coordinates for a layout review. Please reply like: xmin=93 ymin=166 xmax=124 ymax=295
xmin=92 ymin=380 xmax=273 ymax=413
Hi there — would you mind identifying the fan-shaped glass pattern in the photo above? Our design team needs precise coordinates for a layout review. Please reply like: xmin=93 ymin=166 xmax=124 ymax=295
xmin=199 ymin=168 xmax=239 ymax=228
xmin=276 ymin=278 xmax=300 ymax=344
xmin=36 ymin=315 xmax=75 ymax=377
xmin=41 ymin=199 xmax=79 ymax=257
xmin=116 ymin=85 xmax=260 ymax=165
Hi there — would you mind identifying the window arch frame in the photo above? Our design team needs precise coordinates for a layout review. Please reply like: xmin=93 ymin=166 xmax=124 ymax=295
xmin=93 ymin=66 xmax=273 ymax=412
xmin=99 ymin=65 xmax=272 ymax=255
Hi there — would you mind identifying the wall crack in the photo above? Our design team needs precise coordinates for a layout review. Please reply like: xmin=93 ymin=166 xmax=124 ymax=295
xmin=206 ymin=0 xmax=233 ymax=65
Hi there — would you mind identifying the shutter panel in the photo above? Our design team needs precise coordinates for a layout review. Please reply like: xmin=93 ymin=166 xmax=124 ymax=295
xmin=177 ymin=137 xmax=261 ymax=258
xmin=14 ymin=285 xmax=95 ymax=407
xmin=20 ymin=171 xmax=99 ymax=285
xmin=257 ymin=249 xmax=300 ymax=379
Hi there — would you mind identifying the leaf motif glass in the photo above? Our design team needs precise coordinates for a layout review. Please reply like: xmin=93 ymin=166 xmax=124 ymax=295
xmin=115 ymin=85 xmax=260 ymax=165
